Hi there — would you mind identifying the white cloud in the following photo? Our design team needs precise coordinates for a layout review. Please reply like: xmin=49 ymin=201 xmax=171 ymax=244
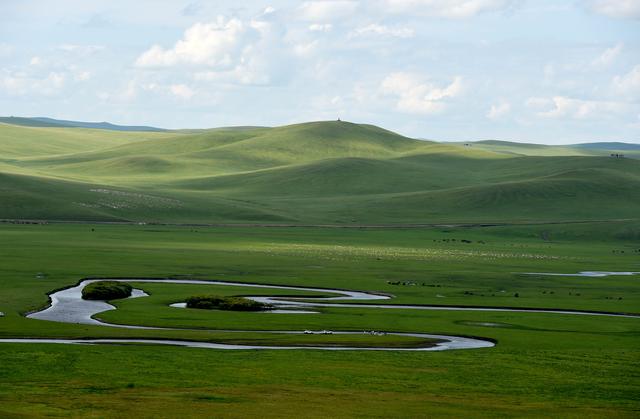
xmin=612 ymin=64 xmax=640 ymax=95
xmin=170 ymin=83 xmax=195 ymax=99
xmin=380 ymin=0 xmax=516 ymax=18
xmin=349 ymin=24 xmax=415 ymax=38
xmin=106 ymin=81 xmax=153 ymax=102
xmin=135 ymin=17 xmax=248 ymax=68
xmin=526 ymin=96 xmax=627 ymax=119
xmin=298 ymin=1 xmax=358 ymax=21
xmin=39 ymin=72 xmax=63 ymax=89
xmin=134 ymin=16 xmax=290 ymax=86
xmin=381 ymin=72 xmax=463 ymax=114
xmin=57 ymin=44 xmax=105 ymax=55
xmin=192 ymin=61 xmax=273 ymax=85
xmin=309 ymin=23 xmax=333 ymax=32
xmin=592 ymin=43 xmax=623 ymax=67
xmin=0 ymin=71 xmax=65 ymax=96
xmin=192 ymin=43 xmax=279 ymax=85
xmin=486 ymin=101 xmax=511 ymax=119
xmin=589 ymin=0 xmax=640 ymax=19
xmin=293 ymin=40 xmax=320 ymax=57
xmin=74 ymin=71 xmax=92 ymax=81
xmin=30 ymin=56 xmax=43 ymax=66
xmin=99 ymin=80 xmax=199 ymax=103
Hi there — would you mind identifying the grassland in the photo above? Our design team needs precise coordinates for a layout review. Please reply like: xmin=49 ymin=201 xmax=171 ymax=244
xmin=0 ymin=222 xmax=638 ymax=417
xmin=0 ymin=119 xmax=638 ymax=417
xmin=1 ymin=120 xmax=639 ymax=224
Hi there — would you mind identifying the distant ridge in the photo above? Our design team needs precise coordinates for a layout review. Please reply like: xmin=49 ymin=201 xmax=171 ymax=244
xmin=572 ymin=142 xmax=640 ymax=151
xmin=475 ymin=140 xmax=544 ymax=147
xmin=0 ymin=116 xmax=67 ymax=128
xmin=0 ymin=116 xmax=166 ymax=132
xmin=475 ymin=140 xmax=640 ymax=149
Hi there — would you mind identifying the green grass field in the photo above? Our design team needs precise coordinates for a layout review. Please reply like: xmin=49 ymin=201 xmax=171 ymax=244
xmin=1 ymin=119 xmax=639 ymax=417
xmin=0 ymin=222 xmax=639 ymax=417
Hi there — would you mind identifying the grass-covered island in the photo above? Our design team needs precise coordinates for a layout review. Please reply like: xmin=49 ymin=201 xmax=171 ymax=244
xmin=82 ymin=281 xmax=132 ymax=300
xmin=185 ymin=295 xmax=272 ymax=311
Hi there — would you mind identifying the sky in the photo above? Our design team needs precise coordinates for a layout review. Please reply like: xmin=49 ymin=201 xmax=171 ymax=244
xmin=0 ymin=0 xmax=639 ymax=144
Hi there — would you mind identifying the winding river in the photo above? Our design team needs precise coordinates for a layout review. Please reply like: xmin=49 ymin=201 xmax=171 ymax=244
xmin=3 ymin=276 xmax=637 ymax=351
xmin=522 ymin=271 xmax=640 ymax=277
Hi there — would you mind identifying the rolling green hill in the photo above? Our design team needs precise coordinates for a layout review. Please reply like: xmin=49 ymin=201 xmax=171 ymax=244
xmin=0 ymin=123 xmax=175 ymax=159
xmin=0 ymin=120 xmax=638 ymax=224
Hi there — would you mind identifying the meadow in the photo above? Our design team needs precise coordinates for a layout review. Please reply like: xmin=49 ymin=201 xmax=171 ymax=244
xmin=0 ymin=221 xmax=638 ymax=417
xmin=0 ymin=119 xmax=639 ymax=417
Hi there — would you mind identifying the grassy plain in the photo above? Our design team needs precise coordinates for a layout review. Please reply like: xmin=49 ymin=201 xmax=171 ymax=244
xmin=0 ymin=222 xmax=638 ymax=417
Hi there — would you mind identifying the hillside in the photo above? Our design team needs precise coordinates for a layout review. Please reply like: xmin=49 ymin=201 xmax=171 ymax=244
xmin=0 ymin=119 xmax=638 ymax=224
xmin=0 ymin=123 xmax=178 ymax=159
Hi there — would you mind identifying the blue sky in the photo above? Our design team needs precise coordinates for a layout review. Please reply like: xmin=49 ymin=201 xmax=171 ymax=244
xmin=1 ymin=0 xmax=639 ymax=143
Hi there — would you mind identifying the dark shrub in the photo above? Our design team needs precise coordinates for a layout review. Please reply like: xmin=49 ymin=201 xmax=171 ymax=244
xmin=185 ymin=295 xmax=271 ymax=311
xmin=82 ymin=281 xmax=133 ymax=300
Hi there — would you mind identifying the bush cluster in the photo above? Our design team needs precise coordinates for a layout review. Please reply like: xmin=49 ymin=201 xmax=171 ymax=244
xmin=185 ymin=295 xmax=270 ymax=311
xmin=82 ymin=281 xmax=133 ymax=300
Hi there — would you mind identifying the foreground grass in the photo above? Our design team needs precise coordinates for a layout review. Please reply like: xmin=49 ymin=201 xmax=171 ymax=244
xmin=0 ymin=222 xmax=638 ymax=417
xmin=0 ymin=343 xmax=637 ymax=418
